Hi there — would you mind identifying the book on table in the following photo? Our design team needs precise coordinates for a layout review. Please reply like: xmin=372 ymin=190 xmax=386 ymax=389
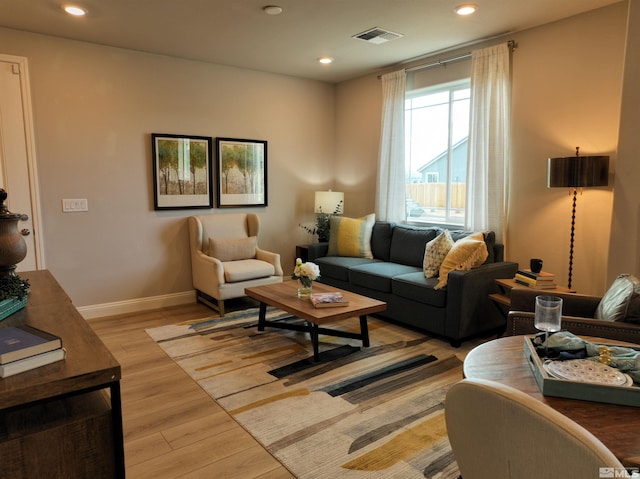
xmin=0 ymin=347 xmax=66 ymax=378
xmin=309 ymin=292 xmax=349 ymax=308
xmin=0 ymin=324 xmax=63 ymax=364
xmin=514 ymin=273 xmax=558 ymax=289
xmin=516 ymin=269 xmax=556 ymax=280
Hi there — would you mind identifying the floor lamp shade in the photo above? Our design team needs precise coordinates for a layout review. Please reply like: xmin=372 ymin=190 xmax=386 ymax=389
xmin=314 ymin=191 xmax=344 ymax=214
xmin=547 ymin=155 xmax=609 ymax=188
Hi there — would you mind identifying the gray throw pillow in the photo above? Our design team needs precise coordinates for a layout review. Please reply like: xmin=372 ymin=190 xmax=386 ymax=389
xmin=594 ymin=274 xmax=640 ymax=324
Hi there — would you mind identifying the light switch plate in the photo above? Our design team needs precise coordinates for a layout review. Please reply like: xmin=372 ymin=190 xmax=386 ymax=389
xmin=62 ymin=198 xmax=88 ymax=212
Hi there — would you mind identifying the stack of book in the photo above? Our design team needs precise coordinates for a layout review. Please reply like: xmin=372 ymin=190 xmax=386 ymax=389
xmin=514 ymin=269 xmax=558 ymax=289
xmin=0 ymin=325 xmax=65 ymax=378
xmin=309 ymin=291 xmax=349 ymax=308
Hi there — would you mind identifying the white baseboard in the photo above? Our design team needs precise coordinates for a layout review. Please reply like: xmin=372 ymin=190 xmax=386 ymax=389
xmin=79 ymin=290 xmax=197 ymax=320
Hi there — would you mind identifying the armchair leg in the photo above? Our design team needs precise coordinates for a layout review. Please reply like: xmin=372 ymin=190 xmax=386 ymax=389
xmin=196 ymin=290 xmax=225 ymax=317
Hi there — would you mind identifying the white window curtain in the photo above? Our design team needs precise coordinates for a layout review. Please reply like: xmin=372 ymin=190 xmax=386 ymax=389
xmin=376 ymin=70 xmax=406 ymax=223
xmin=465 ymin=43 xmax=511 ymax=244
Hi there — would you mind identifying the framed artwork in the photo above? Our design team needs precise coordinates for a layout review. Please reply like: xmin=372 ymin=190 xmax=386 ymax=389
xmin=216 ymin=137 xmax=268 ymax=207
xmin=152 ymin=133 xmax=213 ymax=210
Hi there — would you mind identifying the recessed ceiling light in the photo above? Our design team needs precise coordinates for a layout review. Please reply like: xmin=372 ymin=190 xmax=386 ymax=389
xmin=318 ymin=57 xmax=334 ymax=65
xmin=455 ymin=4 xmax=478 ymax=15
xmin=63 ymin=5 xmax=87 ymax=16
xmin=263 ymin=5 xmax=283 ymax=15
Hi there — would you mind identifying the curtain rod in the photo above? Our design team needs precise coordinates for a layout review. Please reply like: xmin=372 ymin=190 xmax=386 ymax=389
xmin=377 ymin=39 xmax=517 ymax=78
xmin=406 ymin=40 xmax=517 ymax=74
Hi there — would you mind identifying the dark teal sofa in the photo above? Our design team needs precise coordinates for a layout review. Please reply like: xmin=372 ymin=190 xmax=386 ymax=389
xmin=307 ymin=222 xmax=519 ymax=346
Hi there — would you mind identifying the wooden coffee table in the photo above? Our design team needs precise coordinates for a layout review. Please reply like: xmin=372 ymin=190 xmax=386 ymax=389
xmin=464 ymin=335 xmax=640 ymax=467
xmin=245 ymin=281 xmax=386 ymax=360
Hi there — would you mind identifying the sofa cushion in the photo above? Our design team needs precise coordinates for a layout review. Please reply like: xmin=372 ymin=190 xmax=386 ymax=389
xmin=595 ymin=274 xmax=640 ymax=324
xmin=327 ymin=214 xmax=375 ymax=258
xmin=435 ymin=232 xmax=489 ymax=289
xmin=223 ymin=259 xmax=274 ymax=282
xmin=393 ymin=272 xmax=447 ymax=307
xmin=209 ymin=236 xmax=257 ymax=262
xmin=423 ymin=230 xmax=454 ymax=278
xmin=315 ymin=256 xmax=380 ymax=282
xmin=370 ymin=222 xmax=395 ymax=261
xmin=389 ymin=225 xmax=441 ymax=268
xmin=350 ymin=262 xmax=421 ymax=293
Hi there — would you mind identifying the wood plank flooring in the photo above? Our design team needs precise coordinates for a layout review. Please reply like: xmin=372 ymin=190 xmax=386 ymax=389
xmin=88 ymin=301 xmax=488 ymax=478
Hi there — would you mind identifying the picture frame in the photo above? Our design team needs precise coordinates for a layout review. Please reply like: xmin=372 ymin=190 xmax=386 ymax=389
xmin=216 ymin=137 xmax=268 ymax=207
xmin=152 ymin=133 xmax=213 ymax=210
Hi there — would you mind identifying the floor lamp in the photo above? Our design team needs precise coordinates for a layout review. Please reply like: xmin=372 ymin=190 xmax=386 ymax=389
xmin=547 ymin=147 xmax=609 ymax=289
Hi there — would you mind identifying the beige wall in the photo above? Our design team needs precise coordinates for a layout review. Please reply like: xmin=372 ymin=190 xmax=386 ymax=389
xmin=336 ymin=2 xmax=628 ymax=296
xmin=0 ymin=1 xmax=632 ymax=311
xmin=608 ymin=0 xmax=640 ymax=284
xmin=0 ymin=28 xmax=335 ymax=307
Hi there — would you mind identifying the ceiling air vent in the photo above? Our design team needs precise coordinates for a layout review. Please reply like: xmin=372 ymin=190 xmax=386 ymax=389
xmin=353 ymin=27 xmax=403 ymax=44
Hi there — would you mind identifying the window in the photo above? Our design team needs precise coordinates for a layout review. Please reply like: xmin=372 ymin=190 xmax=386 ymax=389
xmin=405 ymin=79 xmax=470 ymax=225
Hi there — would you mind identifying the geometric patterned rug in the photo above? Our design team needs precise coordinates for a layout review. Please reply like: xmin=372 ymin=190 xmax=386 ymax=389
xmin=146 ymin=308 xmax=462 ymax=478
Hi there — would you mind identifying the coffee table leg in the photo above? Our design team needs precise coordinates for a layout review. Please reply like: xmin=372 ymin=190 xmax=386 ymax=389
xmin=309 ymin=323 xmax=320 ymax=361
xmin=359 ymin=315 xmax=370 ymax=347
xmin=257 ymin=302 xmax=267 ymax=331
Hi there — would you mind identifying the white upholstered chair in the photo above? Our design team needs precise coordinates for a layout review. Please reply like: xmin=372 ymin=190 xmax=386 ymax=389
xmin=445 ymin=378 xmax=625 ymax=479
xmin=188 ymin=214 xmax=283 ymax=315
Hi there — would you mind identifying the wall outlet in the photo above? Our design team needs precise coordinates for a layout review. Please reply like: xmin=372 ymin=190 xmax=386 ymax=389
xmin=62 ymin=198 xmax=88 ymax=212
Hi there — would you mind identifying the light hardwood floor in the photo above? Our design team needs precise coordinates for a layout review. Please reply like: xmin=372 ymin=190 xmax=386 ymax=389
xmin=88 ymin=301 xmax=488 ymax=478
xmin=89 ymin=301 xmax=295 ymax=479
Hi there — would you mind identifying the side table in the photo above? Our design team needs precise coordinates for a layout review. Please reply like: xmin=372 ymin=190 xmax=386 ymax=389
xmin=295 ymin=244 xmax=309 ymax=263
xmin=489 ymin=278 xmax=575 ymax=311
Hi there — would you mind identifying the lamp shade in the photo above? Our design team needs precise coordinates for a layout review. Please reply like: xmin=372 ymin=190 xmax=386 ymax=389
xmin=547 ymin=154 xmax=609 ymax=188
xmin=314 ymin=191 xmax=344 ymax=214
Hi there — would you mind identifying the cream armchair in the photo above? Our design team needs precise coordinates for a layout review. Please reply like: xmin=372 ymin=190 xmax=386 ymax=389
xmin=188 ymin=214 xmax=283 ymax=315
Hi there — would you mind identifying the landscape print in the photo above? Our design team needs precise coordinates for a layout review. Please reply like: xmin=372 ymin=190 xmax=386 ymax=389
xmin=216 ymin=138 xmax=267 ymax=207
xmin=152 ymin=134 xmax=213 ymax=209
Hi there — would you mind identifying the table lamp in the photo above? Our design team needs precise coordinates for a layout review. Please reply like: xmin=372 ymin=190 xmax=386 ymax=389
xmin=547 ymin=147 xmax=609 ymax=289
xmin=314 ymin=190 xmax=344 ymax=215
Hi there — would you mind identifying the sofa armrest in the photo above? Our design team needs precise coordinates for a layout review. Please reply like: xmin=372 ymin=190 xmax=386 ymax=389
xmin=506 ymin=311 xmax=640 ymax=344
xmin=509 ymin=289 xmax=601 ymax=317
xmin=445 ymin=261 xmax=519 ymax=341
xmin=308 ymin=242 xmax=329 ymax=261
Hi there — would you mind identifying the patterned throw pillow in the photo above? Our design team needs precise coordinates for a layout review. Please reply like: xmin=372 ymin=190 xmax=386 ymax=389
xmin=435 ymin=232 xmax=489 ymax=290
xmin=423 ymin=230 xmax=454 ymax=278
xmin=327 ymin=214 xmax=375 ymax=259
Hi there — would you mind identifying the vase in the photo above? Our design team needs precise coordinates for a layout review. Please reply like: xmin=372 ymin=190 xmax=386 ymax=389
xmin=0 ymin=189 xmax=29 ymax=277
xmin=297 ymin=277 xmax=313 ymax=299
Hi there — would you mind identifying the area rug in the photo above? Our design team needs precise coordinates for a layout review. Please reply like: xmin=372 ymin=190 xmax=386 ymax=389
xmin=146 ymin=308 xmax=462 ymax=478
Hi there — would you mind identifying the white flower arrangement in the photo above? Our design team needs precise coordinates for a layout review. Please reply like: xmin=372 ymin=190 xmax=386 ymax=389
xmin=292 ymin=258 xmax=320 ymax=285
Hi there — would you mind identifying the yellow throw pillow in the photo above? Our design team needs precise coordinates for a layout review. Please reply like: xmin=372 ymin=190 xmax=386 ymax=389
xmin=327 ymin=214 xmax=375 ymax=259
xmin=435 ymin=232 xmax=488 ymax=289
xmin=423 ymin=230 xmax=454 ymax=278
xmin=208 ymin=236 xmax=257 ymax=262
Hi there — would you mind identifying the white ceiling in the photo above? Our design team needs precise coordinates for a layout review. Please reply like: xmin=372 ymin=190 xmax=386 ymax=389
xmin=0 ymin=0 xmax=622 ymax=83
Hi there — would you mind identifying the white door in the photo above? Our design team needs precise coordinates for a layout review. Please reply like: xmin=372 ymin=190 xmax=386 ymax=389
xmin=0 ymin=55 xmax=43 ymax=272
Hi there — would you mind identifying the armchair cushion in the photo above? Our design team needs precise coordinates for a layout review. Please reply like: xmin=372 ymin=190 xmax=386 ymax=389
xmin=595 ymin=274 xmax=640 ymax=324
xmin=223 ymin=259 xmax=274 ymax=283
xmin=208 ymin=236 xmax=257 ymax=262
xmin=327 ymin=214 xmax=375 ymax=258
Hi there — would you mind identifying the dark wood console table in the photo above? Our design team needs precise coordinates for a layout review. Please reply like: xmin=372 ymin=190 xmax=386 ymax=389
xmin=0 ymin=270 xmax=124 ymax=478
